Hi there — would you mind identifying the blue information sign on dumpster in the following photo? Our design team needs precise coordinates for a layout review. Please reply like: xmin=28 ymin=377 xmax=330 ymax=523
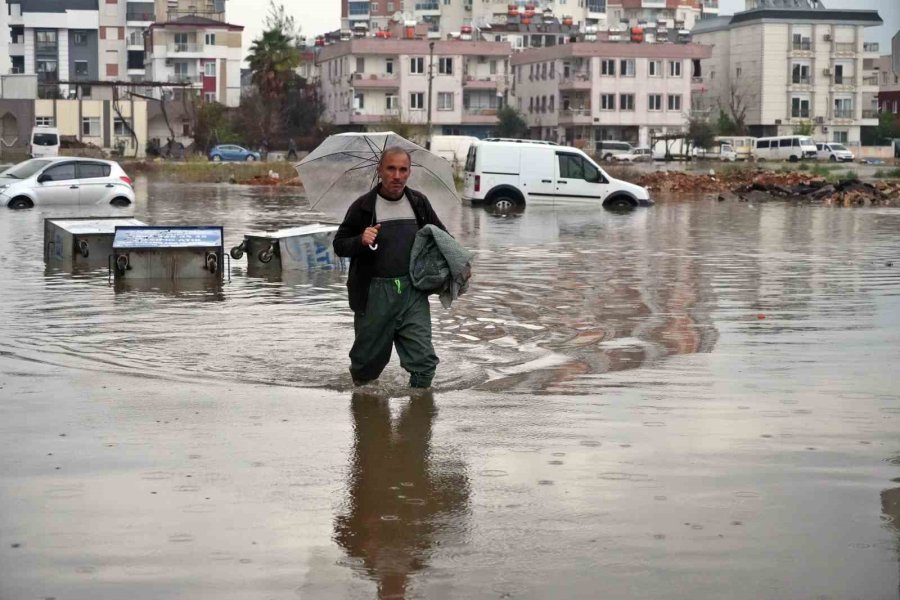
xmin=114 ymin=226 xmax=223 ymax=249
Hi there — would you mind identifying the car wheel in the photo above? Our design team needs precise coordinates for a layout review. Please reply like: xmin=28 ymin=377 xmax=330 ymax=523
xmin=490 ymin=195 xmax=518 ymax=212
xmin=8 ymin=197 xmax=32 ymax=210
xmin=789 ymin=155 xmax=799 ymax=163
xmin=604 ymin=154 xmax=614 ymax=162
xmin=604 ymin=196 xmax=637 ymax=211
xmin=246 ymin=155 xmax=256 ymax=162
xmin=211 ymin=155 xmax=222 ymax=162
xmin=829 ymin=155 xmax=837 ymax=162
xmin=110 ymin=197 xmax=131 ymax=207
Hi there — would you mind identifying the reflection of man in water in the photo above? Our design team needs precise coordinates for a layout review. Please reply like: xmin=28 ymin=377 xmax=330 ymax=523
xmin=334 ymin=392 xmax=469 ymax=598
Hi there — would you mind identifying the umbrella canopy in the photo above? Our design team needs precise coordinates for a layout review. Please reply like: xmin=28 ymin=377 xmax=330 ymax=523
xmin=295 ymin=132 xmax=460 ymax=221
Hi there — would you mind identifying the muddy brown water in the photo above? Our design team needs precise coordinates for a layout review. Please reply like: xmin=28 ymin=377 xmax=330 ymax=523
xmin=1 ymin=179 xmax=899 ymax=599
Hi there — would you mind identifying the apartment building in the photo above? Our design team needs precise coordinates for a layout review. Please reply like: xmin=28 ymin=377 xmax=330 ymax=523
xmin=874 ymin=31 xmax=900 ymax=116
xmin=692 ymin=2 xmax=882 ymax=144
xmin=511 ymin=40 xmax=711 ymax=147
xmin=341 ymin=0 xmax=717 ymax=39
xmin=317 ymin=38 xmax=512 ymax=137
xmin=145 ymin=15 xmax=243 ymax=106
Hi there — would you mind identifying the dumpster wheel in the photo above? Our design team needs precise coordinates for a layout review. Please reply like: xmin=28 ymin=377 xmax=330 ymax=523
xmin=115 ymin=254 xmax=129 ymax=275
xmin=258 ymin=245 xmax=275 ymax=264
xmin=230 ymin=242 xmax=245 ymax=260
xmin=78 ymin=239 xmax=90 ymax=258
xmin=206 ymin=252 xmax=219 ymax=274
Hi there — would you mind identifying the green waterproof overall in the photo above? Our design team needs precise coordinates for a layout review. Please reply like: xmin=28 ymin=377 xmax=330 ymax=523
xmin=350 ymin=275 xmax=439 ymax=388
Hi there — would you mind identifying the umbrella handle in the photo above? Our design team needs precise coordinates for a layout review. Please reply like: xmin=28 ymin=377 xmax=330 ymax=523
xmin=369 ymin=244 xmax=378 ymax=251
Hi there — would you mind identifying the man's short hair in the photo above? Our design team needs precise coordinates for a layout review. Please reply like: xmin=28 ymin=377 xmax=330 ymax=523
xmin=378 ymin=146 xmax=412 ymax=168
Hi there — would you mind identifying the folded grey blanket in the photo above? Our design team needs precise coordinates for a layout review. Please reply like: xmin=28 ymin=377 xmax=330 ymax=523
xmin=409 ymin=224 xmax=474 ymax=308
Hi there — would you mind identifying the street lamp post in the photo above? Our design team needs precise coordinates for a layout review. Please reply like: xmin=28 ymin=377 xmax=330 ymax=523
xmin=426 ymin=40 xmax=434 ymax=149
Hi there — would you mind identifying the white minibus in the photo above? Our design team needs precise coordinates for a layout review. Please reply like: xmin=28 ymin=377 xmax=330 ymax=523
xmin=752 ymin=136 xmax=817 ymax=162
xmin=30 ymin=126 xmax=60 ymax=158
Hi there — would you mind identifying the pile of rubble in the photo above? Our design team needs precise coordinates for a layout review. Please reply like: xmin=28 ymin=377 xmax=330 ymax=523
xmin=634 ymin=170 xmax=900 ymax=206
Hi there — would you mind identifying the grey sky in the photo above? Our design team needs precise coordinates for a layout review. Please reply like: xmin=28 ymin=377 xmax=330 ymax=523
xmin=225 ymin=0 xmax=897 ymax=63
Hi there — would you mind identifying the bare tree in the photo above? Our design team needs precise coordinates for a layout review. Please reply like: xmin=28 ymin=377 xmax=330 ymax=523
xmin=718 ymin=80 xmax=751 ymax=135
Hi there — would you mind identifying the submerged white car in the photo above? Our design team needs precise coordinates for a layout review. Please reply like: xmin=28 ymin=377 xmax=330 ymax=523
xmin=614 ymin=147 xmax=652 ymax=162
xmin=1 ymin=157 xmax=135 ymax=209
xmin=816 ymin=143 xmax=855 ymax=163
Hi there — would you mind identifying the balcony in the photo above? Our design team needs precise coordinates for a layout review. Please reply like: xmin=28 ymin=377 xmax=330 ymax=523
xmin=791 ymin=40 xmax=812 ymax=52
xmin=862 ymin=109 xmax=878 ymax=119
xmin=559 ymin=108 xmax=593 ymax=124
xmin=462 ymin=107 xmax=499 ymax=124
xmin=791 ymin=110 xmax=810 ymax=119
xmin=168 ymin=74 xmax=201 ymax=84
xmin=126 ymin=11 xmax=155 ymax=22
xmin=862 ymin=75 xmax=879 ymax=87
xmin=169 ymin=43 xmax=203 ymax=54
xmin=832 ymin=108 xmax=854 ymax=119
xmin=464 ymin=76 xmax=500 ymax=89
xmin=863 ymin=42 xmax=879 ymax=54
xmin=559 ymin=73 xmax=591 ymax=90
xmin=833 ymin=42 xmax=856 ymax=54
xmin=586 ymin=0 xmax=605 ymax=17
xmin=351 ymin=73 xmax=400 ymax=88
xmin=415 ymin=2 xmax=441 ymax=16
xmin=791 ymin=76 xmax=811 ymax=85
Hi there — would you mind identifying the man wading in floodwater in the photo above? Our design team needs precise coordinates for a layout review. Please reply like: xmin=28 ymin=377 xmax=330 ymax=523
xmin=333 ymin=147 xmax=447 ymax=389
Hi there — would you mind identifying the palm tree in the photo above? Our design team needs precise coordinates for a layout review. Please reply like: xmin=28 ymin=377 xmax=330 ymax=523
xmin=246 ymin=28 xmax=301 ymax=143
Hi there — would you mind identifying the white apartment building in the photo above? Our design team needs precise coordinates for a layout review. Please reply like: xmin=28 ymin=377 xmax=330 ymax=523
xmin=511 ymin=41 xmax=711 ymax=148
xmin=692 ymin=3 xmax=883 ymax=144
xmin=317 ymin=39 xmax=512 ymax=137
xmin=145 ymin=15 xmax=243 ymax=107
xmin=342 ymin=0 xmax=717 ymax=39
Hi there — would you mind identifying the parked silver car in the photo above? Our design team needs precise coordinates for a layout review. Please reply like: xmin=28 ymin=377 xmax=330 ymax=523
xmin=1 ymin=157 xmax=135 ymax=209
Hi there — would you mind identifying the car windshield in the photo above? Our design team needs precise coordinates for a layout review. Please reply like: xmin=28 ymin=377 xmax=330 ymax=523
xmin=831 ymin=144 xmax=848 ymax=151
xmin=33 ymin=133 xmax=58 ymax=146
xmin=2 ymin=159 xmax=54 ymax=179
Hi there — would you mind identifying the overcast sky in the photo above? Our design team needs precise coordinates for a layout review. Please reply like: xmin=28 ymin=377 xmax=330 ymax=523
xmin=226 ymin=0 xmax=897 ymax=63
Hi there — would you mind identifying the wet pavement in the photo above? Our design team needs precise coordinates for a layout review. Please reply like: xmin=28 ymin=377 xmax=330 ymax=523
xmin=1 ymin=179 xmax=900 ymax=599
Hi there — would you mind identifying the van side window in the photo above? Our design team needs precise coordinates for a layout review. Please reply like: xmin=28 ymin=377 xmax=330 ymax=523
xmin=757 ymin=140 xmax=770 ymax=149
xmin=558 ymin=153 xmax=585 ymax=179
xmin=42 ymin=163 xmax=76 ymax=181
xmin=780 ymin=139 xmax=791 ymax=147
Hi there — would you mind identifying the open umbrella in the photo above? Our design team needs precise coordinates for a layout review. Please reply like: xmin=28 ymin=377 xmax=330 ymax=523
xmin=295 ymin=132 xmax=460 ymax=222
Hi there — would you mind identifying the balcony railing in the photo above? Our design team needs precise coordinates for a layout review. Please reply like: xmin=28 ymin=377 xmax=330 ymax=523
xmin=560 ymin=108 xmax=591 ymax=117
xmin=862 ymin=76 xmax=878 ymax=86
xmin=832 ymin=108 xmax=853 ymax=119
xmin=168 ymin=74 xmax=201 ymax=84
xmin=791 ymin=76 xmax=810 ymax=85
xmin=791 ymin=110 xmax=810 ymax=119
xmin=791 ymin=40 xmax=811 ymax=51
xmin=126 ymin=11 xmax=155 ymax=21
xmin=35 ymin=43 xmax=58 ymax=54
xmin=863 ymin=42 xmax=879 ymax=53
xmin=464 ymin=108 xmax=499 ymax=116
xmin=169 ymin=43 xmax=202 ymax=53
xmin=862 ymin=109 xmax=878 ymax=119
xmin=833 ymin=42 xmax=856 ymax=53
xmin=415 ymin=2 xmax=440 ymax=9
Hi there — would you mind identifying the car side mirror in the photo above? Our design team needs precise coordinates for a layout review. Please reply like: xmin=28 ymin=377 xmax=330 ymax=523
xmin=37 ymin=173 xmax=50 ymax=183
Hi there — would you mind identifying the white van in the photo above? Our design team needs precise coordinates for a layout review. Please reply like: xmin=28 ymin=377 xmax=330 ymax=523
xmin=462 ymin=139 xmax=653 ymax=210
xmin=594 ymin=140 xmax=634 ymax=161
xmin=30 ymin=126 xmax=60 ymax=158
xmin=430 ymin=135 xmax=479 ymax=172
xmin=715 ymin=136 xmax=756 ymax=160
xmin=752 ymin=136 xmax=817 ymax=162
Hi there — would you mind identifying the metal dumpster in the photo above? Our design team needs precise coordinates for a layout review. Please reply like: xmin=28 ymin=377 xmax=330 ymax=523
xmin=44 ymin=217 xmax=146 ymax=271
xmin=230 ymin=223 xmax=344 ymax=274
xmin=111 ymin=226 xmax=225 ymax=281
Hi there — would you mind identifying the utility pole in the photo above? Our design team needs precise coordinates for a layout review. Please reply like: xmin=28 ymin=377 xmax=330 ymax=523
xmin=426 ymin=40 xmax=434 ymax=149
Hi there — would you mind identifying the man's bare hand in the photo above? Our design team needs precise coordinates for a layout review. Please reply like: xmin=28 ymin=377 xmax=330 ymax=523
xmin=361 ymin=224 xmax=381 ymax=246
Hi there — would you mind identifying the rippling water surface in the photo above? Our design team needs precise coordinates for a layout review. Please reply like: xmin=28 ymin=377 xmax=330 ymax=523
xmin=1 ymin=179 xmax=899 ymax=599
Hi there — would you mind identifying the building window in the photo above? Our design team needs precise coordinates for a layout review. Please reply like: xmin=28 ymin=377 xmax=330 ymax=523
xmin=600 ymin=93 xmax=615 ymax=110
xmin=833 ymin=97 xmax=853 ymax=119
xmin=669 ymin=60 xmax=682 ymax=77
xmin=354 ymin=93 xmax=364 ymax=109
xmin=791 ymin=63 xmax=810 ymax=84
xmin=36 ymin=30 xmax=58 ymax=53
xmin=648 ymin=60 xmax=661 ymax=77
xmin=410 ymin=92 xmax=425 ymax=109
xmin=35 ymin=116 xmax=55 ymax=126
xmin=648 ymin=94 xmax=662 ymax=111
xmin=620 ymin=94 xmax=634 ymax=110
xmin=81 ymin=117 xmax=101 ymax=137
xmin=791 ymin=96 xmax=810 ymax=118
xmin=834 ymin=64 xmax=846 ymax=85
xmin=490 ymin=59 xmax=497 ymax=75
xmin=601 ymin=59 xmax=615 ymax=76
xmin=205 ymin=33 xmax=216 ymax=45
xmin=204 ymin=92 xmax=216 ymax=103
xmin=832 ymin=130 xmax=848 ymax=143
xmin=385 ymin=93 xmax=398 ymax=110
xmin=356 ymin=57 xmax=365 ymax=72
xmin=385 ymin=58 xmax=394 ymax=74
xmin=113 ymin=117 xmax=131 ymax=136
xmin=74 ymin=61 xmax=89 ymax=79
xmin=438 ymin=91 xmax=453 ymax=110
xmin=438 ymin=57 xmax=453 ymax=75
xmin=410 ymin=57 xmax=424 ymax=74
xmin=204 ymin=62 xmax=216 ymax=76
xmin=73 ymin=31 xmax=89 ymax=46
xmin=792 ymin=33 xmax=811 ymax=51
xmin=667 ymin=94 xmax=682 ymax=111
xmin=36 ymin=59 xmax=58 ymax=81
xmin=619 ymin=59 xmax=635 ymax=77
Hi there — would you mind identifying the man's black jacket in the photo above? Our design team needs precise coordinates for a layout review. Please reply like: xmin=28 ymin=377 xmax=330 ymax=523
xmin=333 ymin=185 xmax=447 ymax=314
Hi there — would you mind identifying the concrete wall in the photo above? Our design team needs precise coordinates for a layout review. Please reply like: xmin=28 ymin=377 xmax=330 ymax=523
xmin=0 ymin=99 xmax=35 ymax=155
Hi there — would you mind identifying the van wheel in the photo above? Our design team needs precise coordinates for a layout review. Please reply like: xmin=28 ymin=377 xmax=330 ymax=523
xmin=490 ymin=195 xmax=518 ymax=211
xmin=789 ymin=155 xmax=799 ymax=163
xmin=829 ymin=155 xmax=837 ymax=162
xmin=110 ymin=197 xmax=131 ymax=207
xmin=604 ymin=196 xmax=637 ymax=211
xmin=8 ymin=197 xmax=32 ymax=209
xmin=604 ymin=154 xmax=614 ymax=162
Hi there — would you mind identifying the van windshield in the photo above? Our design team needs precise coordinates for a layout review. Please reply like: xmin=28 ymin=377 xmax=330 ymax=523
xmin=799 ymin=137 xmax=814 ymax=146
xmin=2 ymin=159 xmax=53 ymax=179
xmin=830 ymin=144 xmax=848 ymax=151
xmin=33 ymin=133 xmax=58 ymax=146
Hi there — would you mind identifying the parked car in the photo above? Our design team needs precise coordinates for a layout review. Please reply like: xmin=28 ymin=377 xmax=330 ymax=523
xmin=816 ymin=142 xmax=855 ymax=162
xmin=208 ymin=144 xmax=261 ymax=162
xmin=1 ymin=157 xmax=134 ymax=209
xmin=30 ymin=125 xmax=60 ymax=158
xmin=614 ymin=147 xmax=652 ymax=162
xmin=594 ymin=140 xmax=634 ymax=161
xmin=462 ymin=138 xmax=653 ymax=211
xmin=752 ymin=136 xmax=817 ymax=162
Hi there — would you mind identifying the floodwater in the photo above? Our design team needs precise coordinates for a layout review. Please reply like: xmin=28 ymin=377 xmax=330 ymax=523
xmin=1 ymin=180 xmax=900 ymax=599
